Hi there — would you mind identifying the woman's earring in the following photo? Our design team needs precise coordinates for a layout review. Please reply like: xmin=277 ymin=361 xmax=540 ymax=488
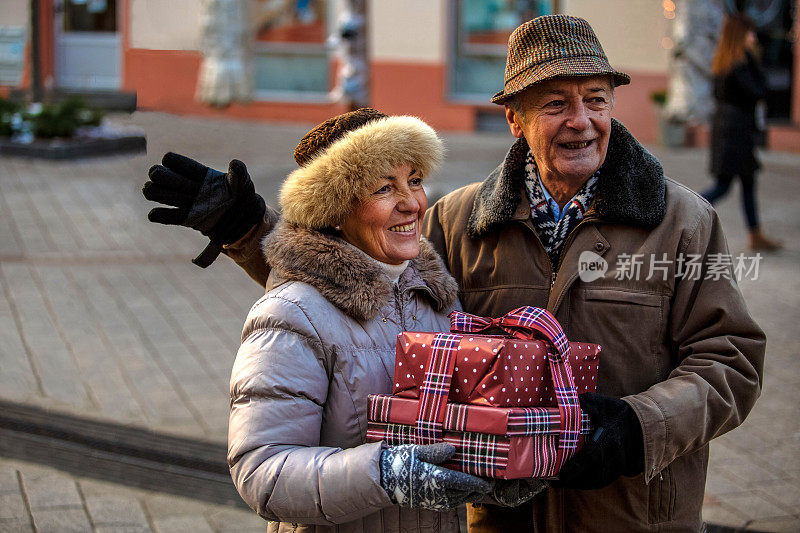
xmin=334 ymin=225 xmax=341 ymax=231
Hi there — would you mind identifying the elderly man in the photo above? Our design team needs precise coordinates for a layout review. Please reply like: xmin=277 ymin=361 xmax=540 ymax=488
xmin=144 ymin=15 xmax=765 ymax=532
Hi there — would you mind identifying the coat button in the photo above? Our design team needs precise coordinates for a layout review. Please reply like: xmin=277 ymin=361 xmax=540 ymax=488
xmin=594 ymin=241 xmax=604 ymax=251
xmin=382 ymin=318 xmax=387 ymax=323
xmin=412 ymin=315 xmax=417 ymax=321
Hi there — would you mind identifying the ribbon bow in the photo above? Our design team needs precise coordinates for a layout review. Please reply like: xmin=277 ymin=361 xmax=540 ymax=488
xmin=445 ymin=305 xmax=579 ymax=473
xmin=449 ymin=306 xmax=570 ymax=357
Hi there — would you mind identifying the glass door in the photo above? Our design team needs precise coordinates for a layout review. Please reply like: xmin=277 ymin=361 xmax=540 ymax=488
xmin=55 ymin=0 xmax=120 ymax=89
xmin=449 ymin=0 xmax=553 ymax=101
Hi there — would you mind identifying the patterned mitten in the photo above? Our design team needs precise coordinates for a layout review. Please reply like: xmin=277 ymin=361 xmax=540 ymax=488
xmin=490 ymin=478 xmax=548 ymax=507
xmin=380 ymin=443 xmax=491 ymax=511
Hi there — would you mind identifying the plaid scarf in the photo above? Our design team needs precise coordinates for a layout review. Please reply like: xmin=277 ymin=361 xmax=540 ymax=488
xmin=523 ymin=151 xmax=598 ymax=268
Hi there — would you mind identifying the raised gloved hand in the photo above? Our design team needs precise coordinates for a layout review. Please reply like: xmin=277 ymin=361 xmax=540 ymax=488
xmin=489 ymin=478 xmax=548 ymax=507
xmin=551 ymin=392 xmax=645 ymax=490
xmin=380 ymin=443 xmax=491 ymax=511
xmin=143 ymin=152 xmax=266 ymax=267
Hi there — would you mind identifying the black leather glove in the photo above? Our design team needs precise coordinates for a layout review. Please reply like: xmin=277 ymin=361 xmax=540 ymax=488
xmin=380 ymin=443 xmax=491 ymax=511
xmin=551 ymin=392 xmax=644 ymax=490
xmin=489 ymin=478 xmax=548 ymax=507
xmin=143 ymin=152 xmax=266 ymax=267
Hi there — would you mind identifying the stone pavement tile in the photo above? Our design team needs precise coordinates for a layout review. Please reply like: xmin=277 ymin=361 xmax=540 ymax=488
xmin=0 ymin=521 xmax=34 ymax=533
xmin=20 ymin=468 xmax=83 ymax=510
xmin=85 ymin=496 xmax=150 ymax=528
xmin=0 ymin=493 xmax=28 ymax=521
xmin=205 ymin=507 xmax=266 ymax=533
xmin=714 ymin=454 xmax=785 ymax=485
xmin=0 ymin=202 xmax=21 ymax=257
xmin=715 ymin=419 xmax=783 ymax=453
xmin=715 ymin=492 xmax=795 ymax=523
xmin=701 ymin=498 xmax=750 ymax=528
xmin=1 ymin=263 xmax=90 ymax=407
xmin=708 ymin=439 xmax=748 ymax=462
xmin=0 ymin=461 xmax=22 ymax=493
xmin=1 ymin=170 xmax=52 ymax=255
xmin=757 ymin=442 xmax=800 ymax=473
xmin=28 ymin=177 xmax=86 ymax=252
xmin=2 ymin=457 xmax=263 ymax=533
xmin=152 ymin=515 xmax=214 ymax=533
xmin=94 ymin=525 xmax=153 ymax=533
xmin=745 ymin=517 xmax=800 ymax=532
xmin=754 ymin=480 xmax=800 ymax=513
xmin=704 ymin=466 xmax=749 ymax=497
xmin=30 ymin=508 xmax=93 ymax=533
xmin=36 ymin=266 xmax=146 ymax=422
xmin=140 ymin=492 xmax=209 ymax=518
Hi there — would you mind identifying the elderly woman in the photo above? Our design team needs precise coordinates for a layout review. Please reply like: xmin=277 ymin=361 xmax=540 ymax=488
xmin=226 ymin=109 xmax=490 ymax=532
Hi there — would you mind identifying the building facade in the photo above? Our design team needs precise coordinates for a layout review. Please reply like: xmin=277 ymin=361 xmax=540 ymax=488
xmin=2 ymin=0 xmax=798 ymax=149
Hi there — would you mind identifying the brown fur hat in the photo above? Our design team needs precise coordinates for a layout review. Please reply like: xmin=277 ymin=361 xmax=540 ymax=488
xmin=280 ymin=108 xmax=444 ymax=229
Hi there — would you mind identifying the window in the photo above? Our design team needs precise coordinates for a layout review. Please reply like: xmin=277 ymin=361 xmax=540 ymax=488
xmin=254 ymin=0 xmax=331 ymax=97
xmin=63 ymin=0 xmax=117 ymax=33
xmin=450 ymin=0 xmax=553 ymax=100
xmin=732 ymin=0 xmax=795 ymax=122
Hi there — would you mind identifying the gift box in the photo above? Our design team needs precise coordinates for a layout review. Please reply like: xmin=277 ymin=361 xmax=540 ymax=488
xmin=366 ymin=394 xmax=593 ymax=479
xmin=394 ymin=332 xmax=601 ymax=407
xmin=367 ymin=306 xmax=600 ymax=479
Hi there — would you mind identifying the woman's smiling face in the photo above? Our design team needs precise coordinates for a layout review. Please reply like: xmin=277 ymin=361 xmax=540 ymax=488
xmin=339 ymin=163 xmax=427 ymax=265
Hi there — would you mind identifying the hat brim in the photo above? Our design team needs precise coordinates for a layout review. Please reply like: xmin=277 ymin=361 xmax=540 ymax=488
xmin=491 ymin=56 xmax=631 ymax=105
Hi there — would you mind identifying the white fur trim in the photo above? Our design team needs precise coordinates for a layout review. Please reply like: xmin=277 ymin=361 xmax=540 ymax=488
xmin=280 ymin=115 xmax=444 ymax=229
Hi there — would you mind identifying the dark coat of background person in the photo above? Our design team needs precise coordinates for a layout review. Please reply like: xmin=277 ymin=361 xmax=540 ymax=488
xmin=709 ymin=51 xmax=767 ymax=177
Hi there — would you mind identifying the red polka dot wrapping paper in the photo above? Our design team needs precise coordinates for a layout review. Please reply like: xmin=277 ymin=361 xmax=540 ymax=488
xmin=393 ymin=331 xmax=601 ymax=408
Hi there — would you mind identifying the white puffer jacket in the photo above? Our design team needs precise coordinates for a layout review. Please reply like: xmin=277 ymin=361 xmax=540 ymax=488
xmin=228 ymin=222 xmax=461 ymax=533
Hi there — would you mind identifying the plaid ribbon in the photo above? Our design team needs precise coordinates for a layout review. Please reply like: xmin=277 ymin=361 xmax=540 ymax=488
xmin=368 ymin=420 xmax=574 ymax=478
xmin=449 ymin=307 xmax=570 ymax=354
xmin=449 ymin=306 xmax=580 ymax=472
xmin=369 ymin=394 xmax=591 ymax=436
xmin=414 ymin=333 xmax=460 ymax=445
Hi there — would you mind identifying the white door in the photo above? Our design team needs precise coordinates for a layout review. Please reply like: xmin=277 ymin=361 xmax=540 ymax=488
xmin=55 ymin=0 xmax=120 ymax=90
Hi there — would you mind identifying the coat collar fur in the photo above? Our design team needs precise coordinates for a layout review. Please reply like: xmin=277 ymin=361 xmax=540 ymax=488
xmin=467 ymin=119 xmax=666 ymax=237
xmin=263 ymin=222 xmax=458 ymax=321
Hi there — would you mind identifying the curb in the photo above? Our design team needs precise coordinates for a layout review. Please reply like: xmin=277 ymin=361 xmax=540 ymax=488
xmin=0 ymin=399 xmax=244 ymax=508
xmin=0 ymin=135 xmax=146 ymax=159
xmin=0 ymin=400 xmax=774 ymax=530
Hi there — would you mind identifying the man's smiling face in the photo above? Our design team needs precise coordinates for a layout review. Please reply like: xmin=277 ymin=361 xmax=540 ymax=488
xmin=506 ymin=76 xmax=613 ymax=189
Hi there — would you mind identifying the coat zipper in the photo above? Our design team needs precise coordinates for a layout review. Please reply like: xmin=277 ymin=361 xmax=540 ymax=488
xmin=393 ymin=284 xmax=407 ymax=331
xmin=519 ymin=213 xmax=598 ymax=306
xmin=550 ymin=214 xmax=599 ymax=307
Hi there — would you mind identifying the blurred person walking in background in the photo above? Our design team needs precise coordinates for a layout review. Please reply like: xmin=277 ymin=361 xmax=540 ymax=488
xmin=702 ymin=13 xmax=781 ymax=251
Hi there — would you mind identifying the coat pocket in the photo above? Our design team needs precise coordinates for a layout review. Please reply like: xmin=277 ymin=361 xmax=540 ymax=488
xmin=648 ymin=463 xmax=676 ymax=524
xmin=568 ymin=288 xmax=666 ymax=397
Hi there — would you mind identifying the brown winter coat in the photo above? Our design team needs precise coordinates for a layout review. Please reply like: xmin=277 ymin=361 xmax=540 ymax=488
xmin=423 ymin=120 xmax=765 ymax=532
xmin=226 ymin=119 xmax=765 ymax=532
xmin=227 ymin=222 xmax=461 ymax=533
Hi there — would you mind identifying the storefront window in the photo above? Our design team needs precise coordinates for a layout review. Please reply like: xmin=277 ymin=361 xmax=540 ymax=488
xmin=63 ymin=0 xmax=117 ymax=33
xmin=450 ymin=0 xmax=552 ymax=100
xmin=254 ymin=0 xmax=330 ymax=96
xmin=728 ymin=0 xmax=795 ymax=121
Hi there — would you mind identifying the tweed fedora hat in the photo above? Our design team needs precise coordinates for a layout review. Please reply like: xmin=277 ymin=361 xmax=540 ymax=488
xmin=491 ymin=14 xmax=630 ymax=104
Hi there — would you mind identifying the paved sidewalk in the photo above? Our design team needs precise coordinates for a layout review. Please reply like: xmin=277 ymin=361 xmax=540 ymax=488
xmin=0 ymin=111 xmax=798 ymax=530
xmin=0 ymin=456 xmax=263 ymax=532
